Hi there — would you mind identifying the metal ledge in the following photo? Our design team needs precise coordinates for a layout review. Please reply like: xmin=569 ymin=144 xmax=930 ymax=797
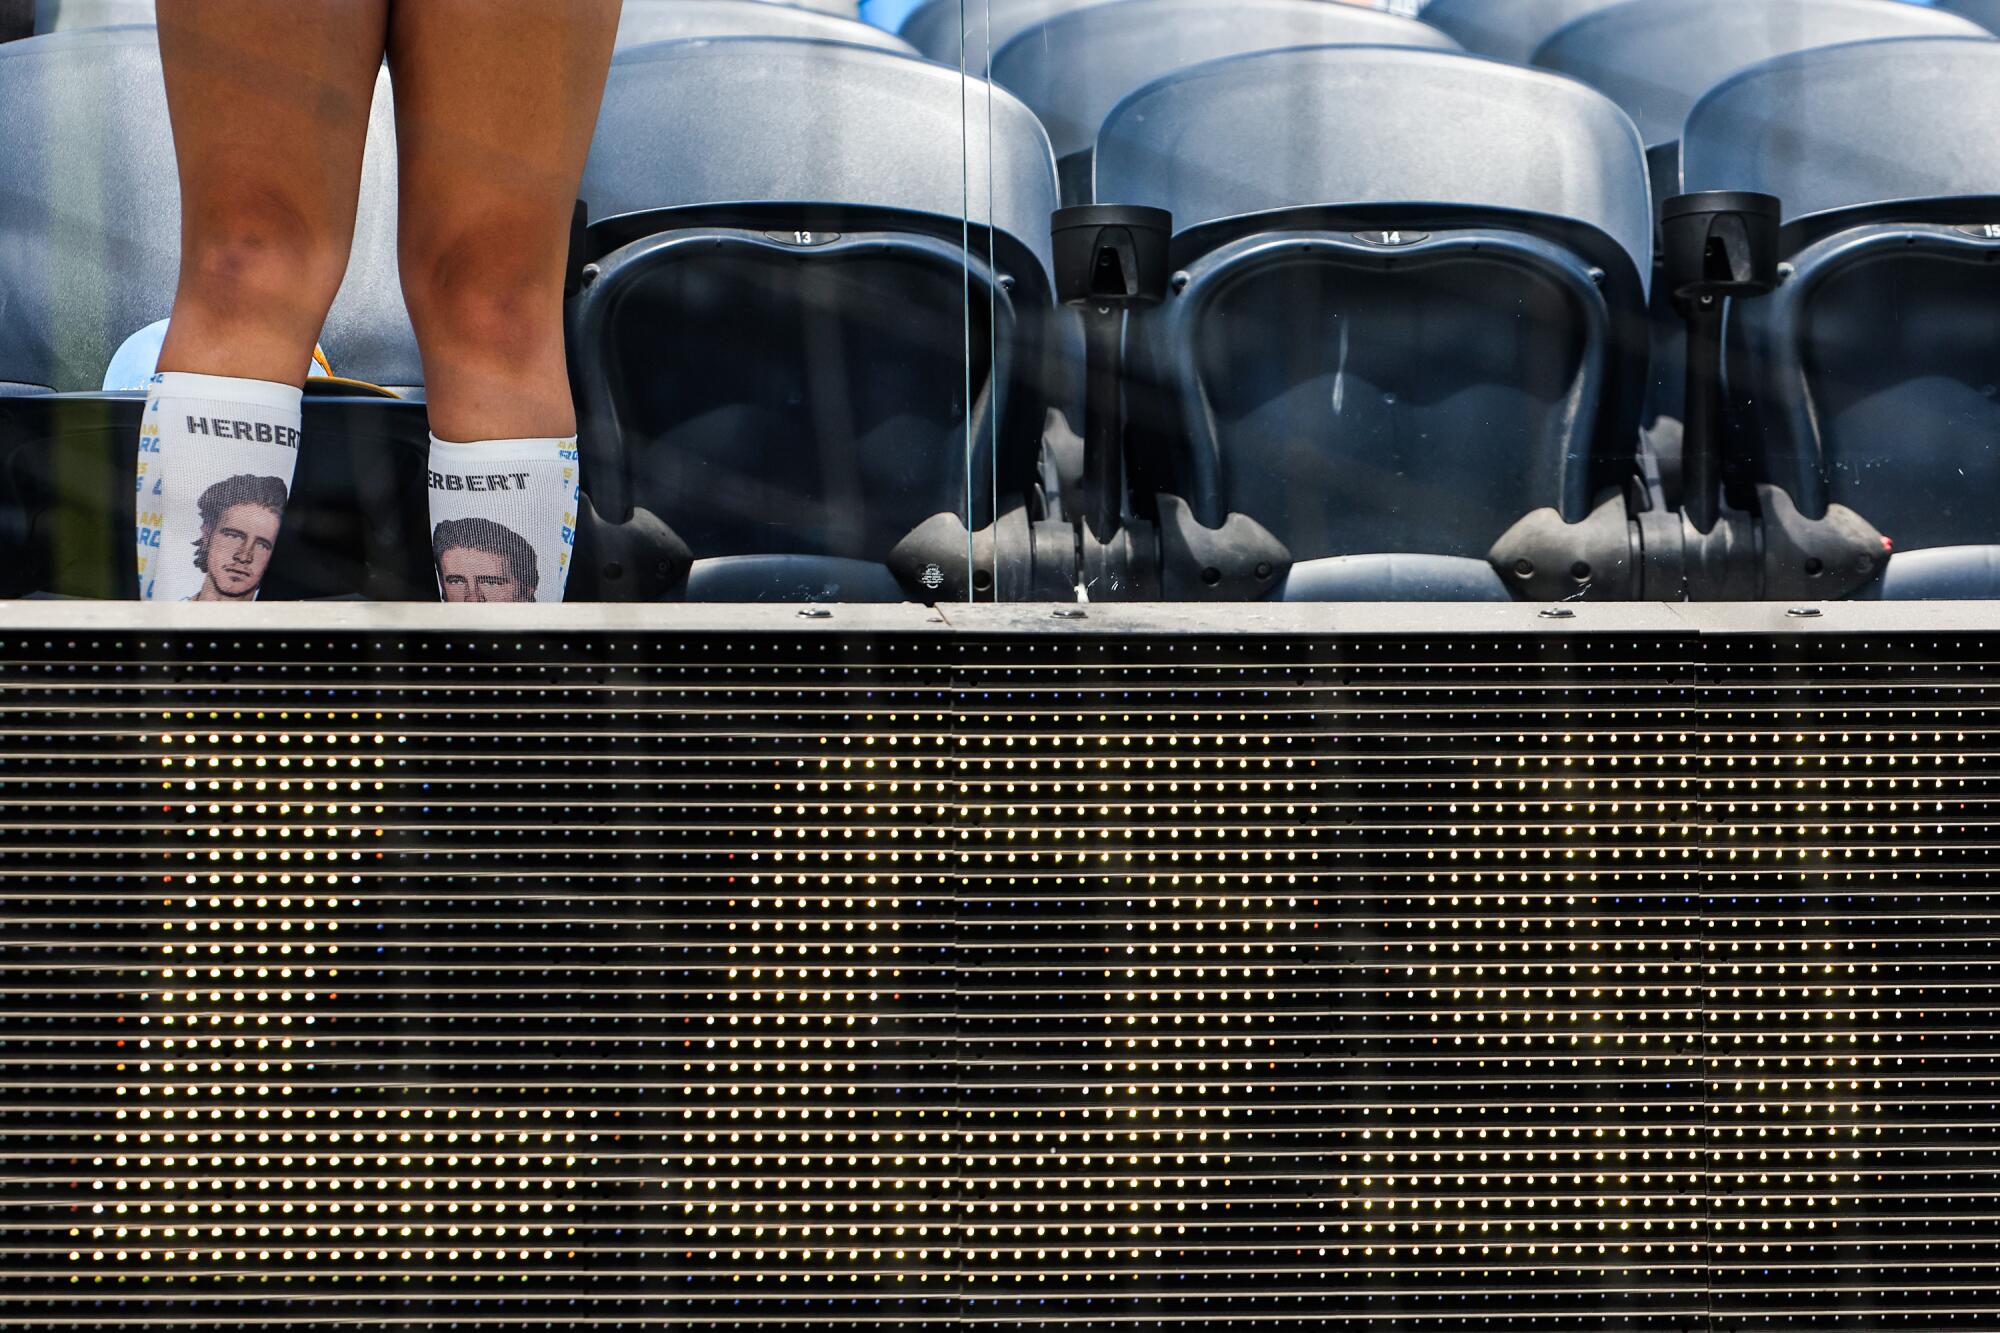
xmin=3 ymin=599 xmax=2000 ymax=636
xmin=0 ymin=600 xmax=952 ymax=636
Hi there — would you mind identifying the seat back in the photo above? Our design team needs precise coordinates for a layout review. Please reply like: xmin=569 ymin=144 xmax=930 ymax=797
xmin=994 ymin=0 xmax=1457 ymax=204
xmin=33 ymin=0 xmax=150 ymax=32
xmin=1540 ymin=0 xmax=1988 ymax=437
xmin=616 ymin=0 xmax=913 ymax=52
xmin=1939 ymin=0 xmax=2000 ymax=35
xmin=899 ymin=0 xmax=1095 ymax=65
xmin=1096 ymin=44 xmax=1651 ymax=566
xmin=1681 ymin=36 xmax=2000 ymax=553
xmin=1535 ymin=0 xmax=1989 ymax=149
xmin=768 ymin=0 xmax=861 ymax=15
xmin=573 ymin=36 xmax=1059 ymax=569
xmin=1416 ymin=0 xmax=1625 ymax=65
xmin=0 ymin=28 xmax=417 ymax=393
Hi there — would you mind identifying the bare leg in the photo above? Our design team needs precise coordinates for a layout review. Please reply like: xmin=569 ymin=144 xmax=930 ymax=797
xmin=155 ymin=0 xmax=390 ymax=383
xmin=387 ymin=0 xmax=621 ymax=442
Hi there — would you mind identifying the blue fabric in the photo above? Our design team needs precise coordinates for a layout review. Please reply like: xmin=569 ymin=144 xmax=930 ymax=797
xmin=861 ymin=0 xmax=926 ymax=32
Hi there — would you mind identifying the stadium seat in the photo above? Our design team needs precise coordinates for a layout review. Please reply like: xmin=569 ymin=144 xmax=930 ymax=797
xmin=0 ymin=28 xmax=416 ymax=395
xmin=617 ymin=0 xmax=907 ymax=51
xmin=1680 ymin=36 xmax=2000 ymax=599
xmin=992 ymin=0 xmax=1458 ymax=206
xmin=1938 ymin=0 xmax=2000 ymax=34
xmin=1415 ymin=0 xmax=1625 ymax=65
xmin=1092 ymin=45 xmax=1655 ymax=601
xmin=570 ymin=36 xmax=1073 ymax=602
xmin=1537 ymin=0 xmax=1988 ymax=448
xmin=1534 ymin=0 xmax=1988 ymax=155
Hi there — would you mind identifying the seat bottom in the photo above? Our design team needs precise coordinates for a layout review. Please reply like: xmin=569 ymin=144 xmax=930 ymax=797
xmin=1275 ymin=553 xmax=1512 ymax=602
xmin=1861 ymin=547 xmax=2000 ymax=600
xmin=684 ymin=554 xmax=909 ymax=603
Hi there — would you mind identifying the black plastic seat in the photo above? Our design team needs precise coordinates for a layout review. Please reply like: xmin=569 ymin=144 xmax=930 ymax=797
xmin=1094 ymin=44 xmax=1654 ymax=602
xmin=1681 ymin=36 xmax=2000 ymax=599
xmin=1416 ymin=0 xmax=1625 ymax=65
xmin=993 ymin=0 xmax=1457 ymax=206
xmin=616 ymin=0 xmax=911 ymax=52
xmin=1536 ymin=0 xmax=1987 ymax=439
xmin=570 ymin=36 xmax=1072 ymax=602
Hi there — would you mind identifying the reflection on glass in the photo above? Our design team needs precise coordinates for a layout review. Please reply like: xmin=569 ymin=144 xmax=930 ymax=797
xmin=3 ymin=0 xmax=2000 ymax=603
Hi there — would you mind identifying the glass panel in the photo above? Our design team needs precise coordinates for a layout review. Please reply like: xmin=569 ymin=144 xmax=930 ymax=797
xmin=6 ymin=0 xmax=2000 ymax=607
xmin=0 ymin=0 xmax=976 ymax=604
xmin=901 ymin=0 xmax=1072 ymax=604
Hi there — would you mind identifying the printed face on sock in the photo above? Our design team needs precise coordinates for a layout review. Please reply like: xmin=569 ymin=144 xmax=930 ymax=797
xmin=439 ymin=547 xmax=532 ymax=602
xmin=196 ymin=502 xmax=281 ymax=601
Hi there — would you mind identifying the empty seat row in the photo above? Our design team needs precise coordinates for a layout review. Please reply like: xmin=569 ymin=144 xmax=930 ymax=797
xmin=2 ymin=22 xmax=1998 ymax=603
xmin=1075 ymin=27 xmax=1999 ymax=602
xmin=895 ymin=0 xmax=2000 ymax=69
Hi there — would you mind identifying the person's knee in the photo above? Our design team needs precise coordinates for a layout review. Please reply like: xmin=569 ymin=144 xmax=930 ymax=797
xmin=177 ymin=185 xmax=351 ymax=330
xmin=401 ymin=215 xmax=566 ymax=372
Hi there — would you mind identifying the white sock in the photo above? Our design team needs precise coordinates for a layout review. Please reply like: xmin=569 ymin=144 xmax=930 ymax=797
xmin=136 ymin=372 xmax=303 ymax=602
xmin=426 ymin=435 xmax=578 ymax=603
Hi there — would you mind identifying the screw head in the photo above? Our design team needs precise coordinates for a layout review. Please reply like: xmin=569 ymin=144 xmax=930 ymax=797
xmin=1053 ymin=608 xmax=1088 ymax=620
xmin=1785 ymin=606 xmax=1823 ymax=619
xmin=1538 ymin=606 xmax=1577 ymax=620
xmin=797 ymin=606 xmax=833 ymax=619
